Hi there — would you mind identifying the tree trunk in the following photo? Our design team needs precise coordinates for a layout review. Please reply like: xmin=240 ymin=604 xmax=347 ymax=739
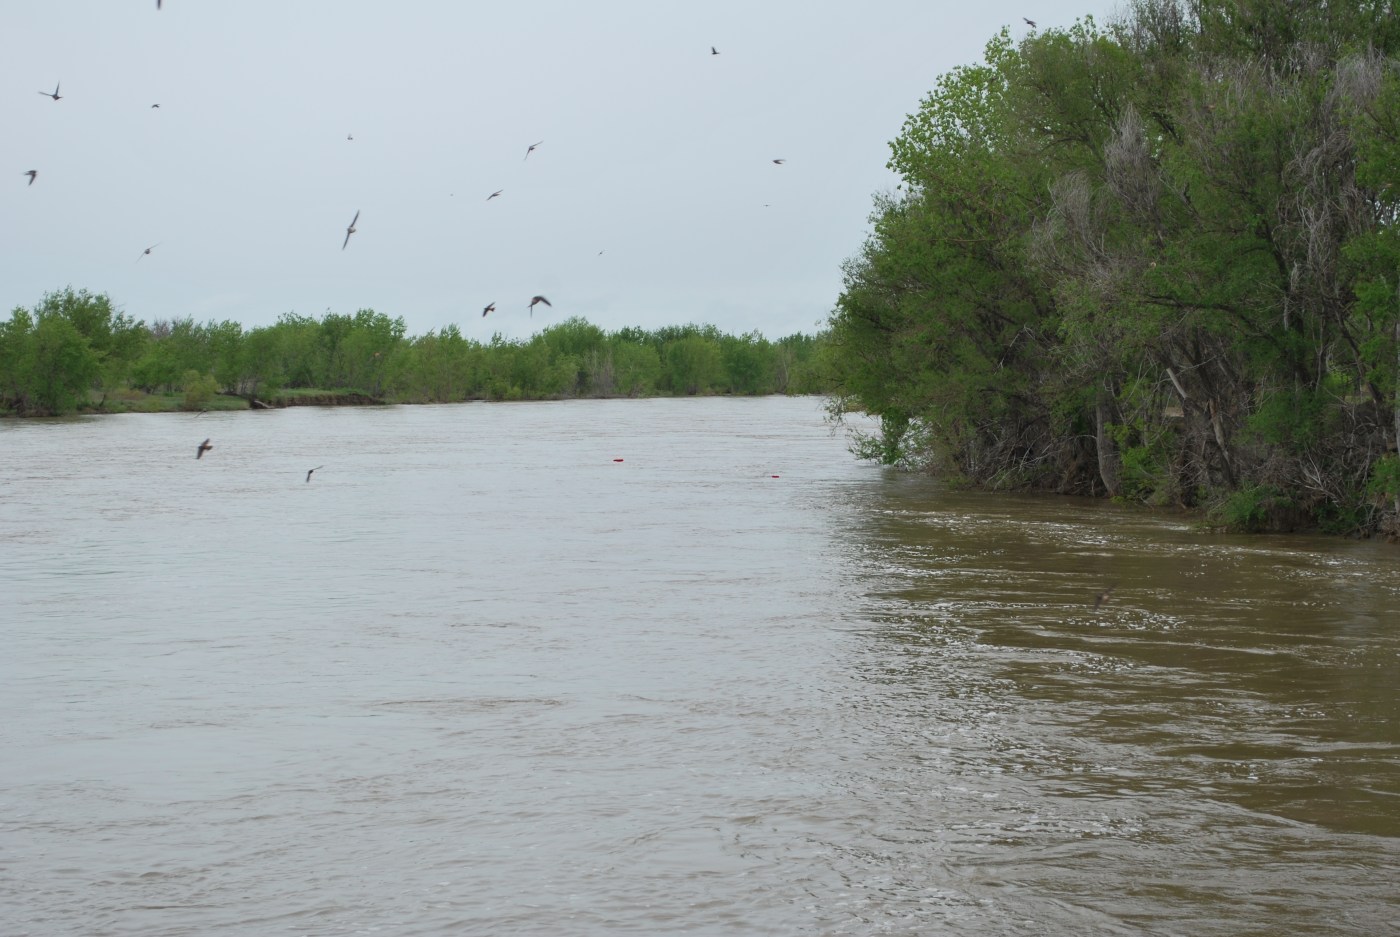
xmin=1394 ymin=316 xmax=1399 ymax=457
xmin=1095 ymin=388 xmax=1121 ymax=497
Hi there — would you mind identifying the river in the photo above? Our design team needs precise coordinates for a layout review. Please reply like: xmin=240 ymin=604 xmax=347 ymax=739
xmin=3 ymin=396 xmax=1398 ymax=935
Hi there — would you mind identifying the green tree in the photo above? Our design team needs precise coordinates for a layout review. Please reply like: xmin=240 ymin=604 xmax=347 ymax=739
xmin=664 ymin=335 xmax=724 ymax=395
xmin=720 ymin=332 xmax=773 ymax=394
xmin=28 ymin=315 xmax=99 ymax=415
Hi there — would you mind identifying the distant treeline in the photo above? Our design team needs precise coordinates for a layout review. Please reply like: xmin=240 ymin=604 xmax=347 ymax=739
xmin=826 ymin=0 xmax=1400 ymax=536
xmin=0 ymin=289 xmax=830 ymax=416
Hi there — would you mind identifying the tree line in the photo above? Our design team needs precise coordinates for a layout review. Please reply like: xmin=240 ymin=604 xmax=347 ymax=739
xmin=826 ymin=0 xmax=1400 ymax=536
xmin=0 ymin=289 xmax=829 ymax=417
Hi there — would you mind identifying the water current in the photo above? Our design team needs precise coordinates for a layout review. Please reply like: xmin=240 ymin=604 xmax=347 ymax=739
xmin=3 ymin=396 xmax=1398 ymax=935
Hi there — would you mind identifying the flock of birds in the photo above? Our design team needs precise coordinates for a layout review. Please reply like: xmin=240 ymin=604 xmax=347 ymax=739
xmin=19 ymin=10 xmax=804 ymax=325
xmin=16 ymin=7 xmax=1126 ymax=620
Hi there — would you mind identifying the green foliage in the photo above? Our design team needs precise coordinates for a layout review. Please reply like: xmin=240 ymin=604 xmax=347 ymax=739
xmin=29 ymin=315 xmax=100 ymax=415
xmin=824 ymin=0 xmax=1400 ymax=534
xmin=1366 ymin=455 xmax=1400 ymax=503
xmin=1 ymin=294 xmax=832 ymax=416
xmin=1244 ymin=386 xmax=1344 ymax=453
xmin=1212 ymin=485 xmax=1290 ymax=532
xmin=181 ymin=369 xmax=219 ymax=411
xmin=665 ymin=335 xmax=724 ymax=394
xmin=0 ymin=290 xmax=125 ymax=414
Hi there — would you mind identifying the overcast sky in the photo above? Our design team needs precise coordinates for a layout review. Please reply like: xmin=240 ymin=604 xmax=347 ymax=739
xmin=4 ymin=0 xmax=1106 ymax=342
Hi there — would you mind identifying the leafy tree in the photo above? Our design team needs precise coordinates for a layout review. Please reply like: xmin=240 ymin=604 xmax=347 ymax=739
xmin=664 ymin=335 xmax=724 ymax=394
xmin=609 ymin=340 xmax=663 ymax=396
xmin=827 ymin=0 xmax=1400 ymax=532
xmin=720 ymin=332 xmax=773 ymax=394
xmin=28 ymin=315 xmax=99 ymax=415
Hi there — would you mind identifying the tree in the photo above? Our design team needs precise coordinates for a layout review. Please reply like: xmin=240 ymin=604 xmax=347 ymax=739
xmin=827 ymin=0 xmax=1400 ymax=531
xmin=28 ymin=315 xmax=99 ymax=415
xmin=664 ymin=335 xmax=724 ymax=394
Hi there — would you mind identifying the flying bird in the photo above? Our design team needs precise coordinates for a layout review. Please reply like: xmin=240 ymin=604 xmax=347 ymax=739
xmin=196 ymin=438 xmax=213 ymax=459
xmin=157 ymin=0 xmax=163 ymax=8
xmin=529 ymin=295 xmax=551 ymax=317
xmin=136 ymin=243 xmax=160 ymax=261
xmin=486 ymin=189 xmax=502 ymax=200
xmin=524 ymin=141 xmax=543 ymax=160
xmin=1024 ymin=17 xmax=1037 ymax=27
xmin=342 ymin=210 xmax=359 ymax=250
xmin=306 ymin=466 xmax=324 ymax=483
xmin=481 ymin=302 xmax=496 ymax=317
xmin=711 ymin=46 xmax=719 ymax=55
xmin=772 ymin=159 xmax=785 ymax=165
xmin=347 ymin=133 xmax=353 ymax=140
xmin=23 ymin=170 xmax=37 ymax=186
xmin=151 ymin=103 xmax=160 ymax=108
xmin=39 ymin=82 xmax=61 ymax=101
xmin=1092 ymin=584 xmax=1117 ymax=609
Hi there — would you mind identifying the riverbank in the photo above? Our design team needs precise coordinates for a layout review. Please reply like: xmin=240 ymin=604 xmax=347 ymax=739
xmin=0 ymin=386 xmax=781 ymax=417
xmin=0 ymin=388 xmax=389 ymax=416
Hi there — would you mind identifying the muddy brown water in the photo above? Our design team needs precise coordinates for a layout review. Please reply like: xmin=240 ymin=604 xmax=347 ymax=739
xmin=3 ymin=396 xmax=1397 ymax=935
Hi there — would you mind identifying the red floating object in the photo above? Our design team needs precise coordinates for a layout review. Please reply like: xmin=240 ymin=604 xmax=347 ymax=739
xmin=613 ymin=458 xmax=624 ymax=462
xmin=771 ymin=474 xmax=780 ymax=478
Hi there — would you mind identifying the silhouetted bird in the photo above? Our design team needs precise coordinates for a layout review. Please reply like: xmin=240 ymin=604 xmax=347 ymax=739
xmin=24 ymin=170 xmax=37 ymax=186
xmin=524 ymin=141 xmax=543 ymax=160
xmin=137 ymin=243 xmax=160 ymax=261
xmin=1024 ymin=17 xmax=1037 ymax=27
xmin=151 ymin=103 xmax=160 ymax=108
xmin=1092 ymin=584 xmax=1117 ymax=609
xmin=482 ymin=302 xmax=496 ymax=317
xmin=39 ymin=82 xmax=60 ymax=101
xmin=529 ymin=295 xmax=551 ymax=317
xmin=196 ymin=438 xmax=213 ymax=459
xmin=487 ymin=189 xmax=502 ymax=200
xmin=306 ymin=466 xmax=323 ymax=483
xmin=772 ymin=159 xmax=785 ymax=164
xmin=711 ymin=46 xmax=719 ymax=55
xmin=157 ymin=0 xmax=163 ymax=8
xmin=342 ymin=210 xmax=359 ymax=250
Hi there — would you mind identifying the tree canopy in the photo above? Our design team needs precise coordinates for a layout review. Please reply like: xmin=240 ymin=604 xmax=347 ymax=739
xmin=826 ymin=0 xmax=1400 ymax=535
xmin=0 ymin=290 xmax=829 ymax=418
